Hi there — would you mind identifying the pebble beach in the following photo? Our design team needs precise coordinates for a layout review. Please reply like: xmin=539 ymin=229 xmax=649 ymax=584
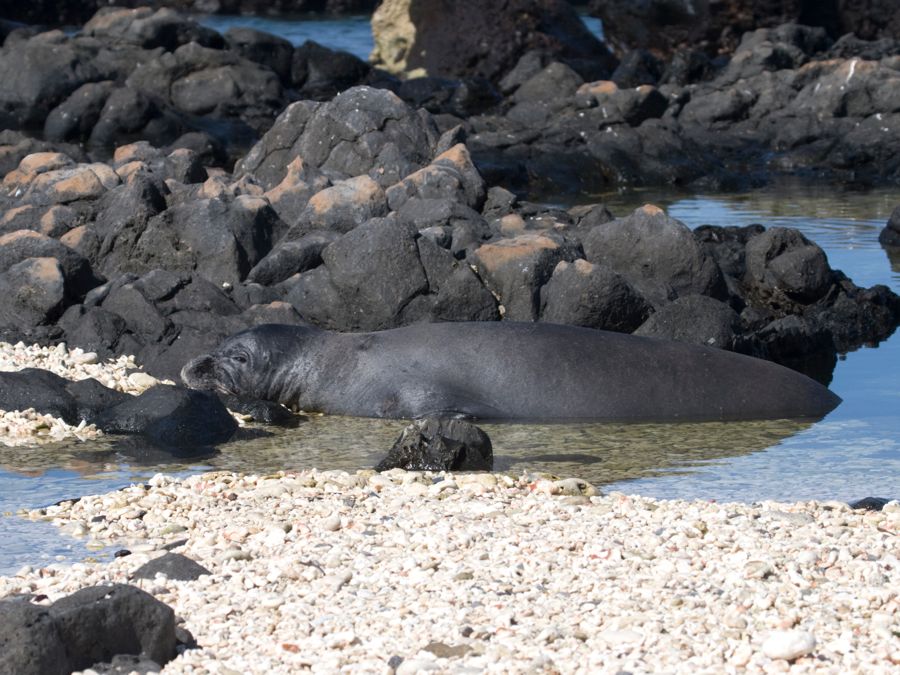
xmin=2 ymin=471 xmax=897 ymax=674
xmin=1 ymin=346 xmax=899 ymax=674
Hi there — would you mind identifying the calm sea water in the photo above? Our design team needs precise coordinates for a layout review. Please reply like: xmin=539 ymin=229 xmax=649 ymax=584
xmin=1 ymin=18 xmax=897 ymax=575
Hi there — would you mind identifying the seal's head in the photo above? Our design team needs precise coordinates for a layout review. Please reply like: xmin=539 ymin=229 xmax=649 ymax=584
xmin=181 ymin=324 xmax=318 ymax=403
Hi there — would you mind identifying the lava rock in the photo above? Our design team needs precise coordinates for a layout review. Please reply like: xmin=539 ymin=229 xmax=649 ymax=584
xmin=225 ymin=26 xmax=294 ymax=85
xmin=92 ymin=385 xmax=238 ymax=448
xmin=246 ymin=232 xmax=337 ymax=286
xmin=291 ymin=39 xmax=371 ymax=98
xmin=376 ymin=417 xmax=493 ymax=472
xmin=539 ymin=259 xmax=652 ymax=332
xmin=132 ymin=553 xmax=211 ymax=581
xmin=49 ymin=584 xmax=176 ymax=671
xmin=472 ymin=232 xmax=581 ymax=321
xmin=315 ymin=217 xmax=429 ymax=330
xmin=83 ymin=7 xmax=224 ymax=51
xmin=634 ymin=294 xmax=741 ymax=349
xmin=0 ymin=257 xmax=67 ymax=331
xmin=66 ymin=377 xmax=132 ymax=423
xmin=582 ymin=205 xmax=726 ymax=306
xmin=879 ymin=205 xmax=900 ymax=247
xmin=744 ymin=227 xmax=833 ymax=311
xmin=44 ymin=80 xmax=116 ymax=143
xmin=0 ymin=599 xmax=68 ymax=675
xmin=370 ymin=0 xmax=616 ymax=83
xmin=234 ymin=86 xmax=440 ymax=191
xmin=112 ymin=195 xmax=286 ymax=286
xmin=0 ymin=368 xmax=78 ymax=423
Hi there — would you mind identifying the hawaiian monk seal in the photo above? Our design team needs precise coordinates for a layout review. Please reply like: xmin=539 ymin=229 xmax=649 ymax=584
xmin=180 ymin=322 xmax=841 ymax=422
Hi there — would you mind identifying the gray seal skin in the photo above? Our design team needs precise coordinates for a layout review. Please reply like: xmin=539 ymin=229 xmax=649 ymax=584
xmin=181 ymin=322 xmax=842 ymax=422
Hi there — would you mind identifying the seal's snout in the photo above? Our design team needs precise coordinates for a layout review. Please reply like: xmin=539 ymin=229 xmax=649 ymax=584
xmin=181 ymin=354 xmax=215 ymax=389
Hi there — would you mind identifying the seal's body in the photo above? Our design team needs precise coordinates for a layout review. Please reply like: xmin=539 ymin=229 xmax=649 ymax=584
xmin=181 ymin=322 xmax=841 ymax=422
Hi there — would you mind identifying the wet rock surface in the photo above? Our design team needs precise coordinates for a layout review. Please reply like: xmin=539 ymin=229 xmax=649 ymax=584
xmin=376 ymin=417 xmax=493 ymax=472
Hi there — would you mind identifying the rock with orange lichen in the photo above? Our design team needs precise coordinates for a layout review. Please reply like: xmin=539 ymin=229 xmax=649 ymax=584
xmin=472 ymin=232 xmax=581 ymax=321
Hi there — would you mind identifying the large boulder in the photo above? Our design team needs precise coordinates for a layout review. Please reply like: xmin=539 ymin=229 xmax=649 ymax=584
xmin=82 ymin=7 xmax=224 ymax=51
xmin=0 ymin=230 xmax=102 ymax=301
xmin=0 ymin=32 xmax=102 ymax=130
xmin=48 ymin=584 xmax=177 ymax=672
xmin=225 ymin=26 xmax=294 ymax=85
xmin=582 ymin=205 xmax=726 ymax=306
xmin=235 ymin=87 xmax=441 ymax=190
xmin=0 ymin=257 xmax=67 ymax=332
xmin=539 ymin=258 xmax=652 ymax=332
xmin=43 ymin=81 xmax=116 ymax=143
xmin=0 ymin=368 xmax=79 ymax=423
xmin=371 ymin=0 xmax=616 ymax=82
xmin=385 ymin=143 xmax=486 ymax=212
xmin=472 ymin=232 xmax=581 ymax=321
xmin=306 ymin=217 xmax=428 ymax=329
xmin=125 ymin=41 xmax=284 ymax=133
xmin=743 ymin=227 xmax=833 ymax=312
xmin=634 ymin=294 xmax=741 ymax=349
xmin=284 ymin=216 xmax=497 ymax=330
xmin=589 ymin=0 xmax=897 ymax=56
xmin=93 ymin=385 xmax=238 ymax=448
xmin=0 ymin=600 xmax=68 ymax=675
xmin=101 ymin=195 xmax=287 ymax=286
xmin=291 ymin=39 xmax=372 ymax=98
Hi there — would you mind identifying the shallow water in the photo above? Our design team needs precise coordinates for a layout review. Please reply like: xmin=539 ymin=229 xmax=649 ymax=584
xmin=1 ymin=185 xmax=898 ymax=574
xmin=198 ymin=13 xmax=375 ymax=59
xmin=195 ymin=9 xmax=605 ymax=62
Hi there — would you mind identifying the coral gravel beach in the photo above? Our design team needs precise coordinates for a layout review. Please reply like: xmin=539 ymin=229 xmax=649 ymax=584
xmin=3 ymin=469 xmax=898 ymax=673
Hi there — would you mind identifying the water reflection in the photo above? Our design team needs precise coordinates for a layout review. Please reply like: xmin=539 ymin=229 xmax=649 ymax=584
xmin=0 ymin=415 xmax=815 ymax=490
xmin=884 ymin=245 xmax=900 ymax=274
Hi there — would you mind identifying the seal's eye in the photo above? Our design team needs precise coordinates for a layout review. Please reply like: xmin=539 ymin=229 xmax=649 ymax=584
xmin=231 ymin=354 xmax=248 ymax=364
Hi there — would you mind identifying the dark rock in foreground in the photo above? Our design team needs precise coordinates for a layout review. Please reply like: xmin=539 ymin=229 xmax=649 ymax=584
xmin=0 ymin=584 xmax=179 ymax=675
xmin=376 ymin=417 xmax=493 ymax=472
xmin=0 ymin=368 xmax=238 ymax=447
xmin=93 ymin=385 xmax=238 ymax=448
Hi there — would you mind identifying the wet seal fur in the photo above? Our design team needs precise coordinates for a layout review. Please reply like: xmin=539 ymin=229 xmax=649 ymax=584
xmin=181 ymin=322 xmax=841 ymax=422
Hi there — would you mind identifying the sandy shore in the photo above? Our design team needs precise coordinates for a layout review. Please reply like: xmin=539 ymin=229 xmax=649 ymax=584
xmin=2 ymin=469 xmax=897 ymax=674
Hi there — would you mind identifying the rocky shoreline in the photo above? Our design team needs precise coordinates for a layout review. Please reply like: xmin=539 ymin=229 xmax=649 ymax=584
xmin=1 ymin=3 xmax=899 ymax=671
xmin=2 ymin=470 xmax=898 ymax=672
xmin=0 ymin=4 xmax=897 ymax=391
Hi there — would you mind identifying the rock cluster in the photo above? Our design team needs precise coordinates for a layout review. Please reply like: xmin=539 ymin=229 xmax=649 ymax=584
xmin=465 ymin=24 xmax=900 ymax=192
xmin=590 ymin=0 xmax=900 ymax=56
xmin=0 ymin=7 xmax=377 ymax=162
xmin=0 ymin=81 xmax=897 ymax=389
xmin=0 ymin=6 xmax=896 ymax=400
xmin=0 ymin=367 xmax=238 ymax=448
